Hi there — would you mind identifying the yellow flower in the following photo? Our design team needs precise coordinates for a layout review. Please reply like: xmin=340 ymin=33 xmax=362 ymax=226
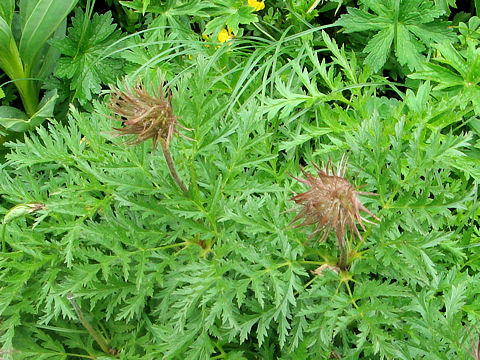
xmin=248 ymin=0 xmax=265 ymax=11
xmin=217 ymin=27 xmax=234 ymax=43
xmin=202 ymin=34 xmax=211 ymax=48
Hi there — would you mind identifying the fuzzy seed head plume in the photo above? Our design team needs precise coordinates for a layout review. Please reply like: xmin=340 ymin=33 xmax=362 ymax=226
xmin=108 ymin=79 xmax=190 ymax=149
xmin=291 ymin=156 xmax=378 ymax=247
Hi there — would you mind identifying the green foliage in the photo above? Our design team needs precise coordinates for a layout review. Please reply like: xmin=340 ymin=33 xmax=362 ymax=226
xmin=336 ymin=0 xmax=456 ymax=72
xmin=0 ymin=0 xmax=78 ymax=132
xmin=51 ymin=7 xmax=125 ymax=106
xmin=1 ymin=22 xmax=480 ymax=358
xmin=120 ymin=0 xmax=261 ymax=38
xmin=409 ymin=17 xmax=480 ymax=117
xmin=1 ymin=1 xmax=480 ymax=359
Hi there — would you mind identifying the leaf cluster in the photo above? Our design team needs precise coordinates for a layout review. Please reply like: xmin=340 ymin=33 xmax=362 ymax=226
xmin=51 ymin=7 xmax=125 ymax=106
xmin=336 ymin=0 xmax=456 ymax=72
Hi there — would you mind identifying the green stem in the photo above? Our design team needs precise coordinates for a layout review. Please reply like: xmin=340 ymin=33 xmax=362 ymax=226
xmin=15 ymin=78 xmax=38 ymax=117
xmin=67 ymin=293 xmax=112 ymax=354
xmin=0 ymin=43 xmax=38 ymax=117
xmin=337 ymin=238 xmax=348 ymax=271
xmin=1 ymin=222 xmax=6 ymax=252
xmin=161 ymin=140 xmax=188 ymax=194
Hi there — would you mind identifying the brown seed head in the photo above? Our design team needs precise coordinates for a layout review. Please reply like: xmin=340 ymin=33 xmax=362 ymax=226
xmin=108 ymin=79 xmax=190 ymax=149
xmin=291 ymin=157 xmax=378 ymax=247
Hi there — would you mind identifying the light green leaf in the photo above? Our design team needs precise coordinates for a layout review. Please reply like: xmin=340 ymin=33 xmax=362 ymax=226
xmin=364 ymin=27 xmax=394 ymax=73
xmin=19 ymin=0 xmax=79 ymax=76
xmin=0 ymin=106 xmax=29 ymax=131
xmin=0 ymin=17 xmax=24 ymax=81
xmin=336 ymin=7 xmax=383 ymax=32
xmin=142 ymin=0 xmax=150 ymax=14
xmin=0 ymin=90 xmax=57 ymax=132
xmin=444 ymin=284 xmax=466 ymax=322
xmin=0 ymin=0 xmax=14 ymax=25
xmin=434 ymin=42 xmax=469 ymax=77
xmin=0 ymin=16 xmax=13 ymax=53
xmin=19 ymin=0 xmax=37 ymax=30
xmin=395 ymin=24 xmax=424 ymax=70
xmin=405 ymin=81 xmax=430 ymax=113
xmin=29 ymin=89 xmax=58 ymax=125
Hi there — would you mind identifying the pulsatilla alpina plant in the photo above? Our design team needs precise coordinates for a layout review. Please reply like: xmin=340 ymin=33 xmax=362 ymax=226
xmin=2 ymin=3 xmax=480 ymax=359
xmin=291 ymin=157 xmax=378 ymax=269
xmin=108 ymin=78 xmax=190 ymax=193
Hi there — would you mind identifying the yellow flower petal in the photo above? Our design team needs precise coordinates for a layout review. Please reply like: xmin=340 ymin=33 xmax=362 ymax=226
xmin=218 ymin=28 xmax=229 ymax=43
xmin=248 ymin=0 xmax=265 ymax=11
xmin=218 ymin=28 xmax=234 ymax=43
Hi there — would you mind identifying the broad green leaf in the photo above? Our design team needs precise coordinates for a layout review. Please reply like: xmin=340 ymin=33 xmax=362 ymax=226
xmin=27 ymin=90 xmax=58 ymax=129
xmin=35 ymin=19 xmax=66 ymax=81
xmin=434 ymin=42 xmax=469 ymax=77
xmin=51 ymin=9 xmax=123 ymax=105
xmin=0 ymin=0 xmax=14 ymax=25
xmin=336 ymin=0 xmax=454 ymax=72
xmin=0 ymin=18 xmax=23 ymax=81
xmin=395 ymin=24 xmax=424 ymax=70
xmin=0 ymin=90 xmax=57 ymax=132
xmin=19 ymin=0 xmax=79 ymax=76
xmin=410 ymin=63 xmax=463 ymax=88
xmin=336 ymin=7 xmax=383 ymax=32
xmin=408 ymin=22 xmax=456 ymax=44
xmin=19 ymin=0 xmax=37 ymax=30
xmin=434 ymin=0 xmax=456 ymax=14
xmin=468 ymin=55 xmax=480 ymax=83
xmin=142 ymin=0 xmax=151 ymax=14
xmin=0 ymin=16 xmax=13 ymax=53
xmin=0 ymin=106 xmax=29 ymax=131
xmin=364 ymin=27 xmax=394 ymax=73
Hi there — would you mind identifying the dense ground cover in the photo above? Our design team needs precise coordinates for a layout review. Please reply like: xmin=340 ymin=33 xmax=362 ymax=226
xmin=1 ymin=0 xmax=480 ymax=359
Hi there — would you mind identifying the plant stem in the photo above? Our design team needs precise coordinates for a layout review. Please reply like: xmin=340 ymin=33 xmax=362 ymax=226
xmin=337 ymin=239 xmax=348 ymax=270
xmin=16 ymin=79 xmax=38 ymax=118
xmin=0 ymin=47 xmax=38 ymax=117
xmin=67 ymin=293 xmax=112 ymax=354
xmin=160 ymin=140 xmax=188 ymax=194
xmin=1 ymin=223 xmax=6 ymax=252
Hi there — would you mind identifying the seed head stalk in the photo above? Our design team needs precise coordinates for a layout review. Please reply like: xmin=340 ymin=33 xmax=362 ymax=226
xmin=160 ymin=139 xmax=188 ymax=194
xmin=108 ymin=78 xmax=192 ymax=195
xmin=290 ymin=156 xmax=378 ymax=269
xmin=338 ymin=241 xmax=349 ymax=271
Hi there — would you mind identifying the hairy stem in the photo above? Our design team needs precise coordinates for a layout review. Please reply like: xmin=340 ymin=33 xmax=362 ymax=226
xmin=337 ymin=238 xmax=348 ymax=270
xmin=161 ymin=140 xmax=188 ymax=194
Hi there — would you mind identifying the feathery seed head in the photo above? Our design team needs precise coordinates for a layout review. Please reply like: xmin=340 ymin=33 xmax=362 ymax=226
xmin=291 ymin=156 xmax=378 ymax=247
xmin=108 ymin=79 xmax=188 ymax=149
